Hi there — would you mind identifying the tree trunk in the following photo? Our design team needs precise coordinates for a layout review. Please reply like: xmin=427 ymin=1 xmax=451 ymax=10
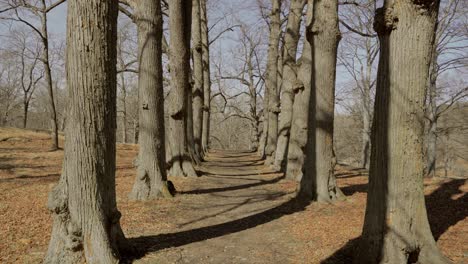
xmin=40 ymin=1 xmax=59 ymax=151
xmin=201 ymin=0 xmax=211 ymax=154
xmin=129 ymin=0 xmax=172 ymax=201
xmin=361 ymin=81 xmax=371 ymax=169
xmin=285 ymin=0 xmax=313 ymax=181
xmin=192 ymin=0 xmax=204 ymax=159
xmin=167 ymin=0 xmax=197 ymax=177
xmin=23 ymin=100 xmax=29 ymax=128
xmin=133 ymin=118 xmax=139 ymax=144
xmin=44 ymin=1 xmax=127 ymax=263
xmin=355 ymin=0 xmax=450 ymax=262
xmin=274 ymin=0 xmax=306 ymax=170
xmin=264 ymin=0 xmax=282 ymax=165
xmin=298 ymin=0 xmax=344 ymax=202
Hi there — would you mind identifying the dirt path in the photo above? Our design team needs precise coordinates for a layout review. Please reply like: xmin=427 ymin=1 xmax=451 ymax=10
xmin=129 ymin=150 xmax=305 ymax=264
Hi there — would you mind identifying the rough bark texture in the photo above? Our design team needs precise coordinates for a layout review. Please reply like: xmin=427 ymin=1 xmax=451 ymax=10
xmin=129 ymin=0 xmax=172 ymax=201
xmin=355 ymin=0 xmax=450 ymax=263
xmin=298 ymin=0 xmax=344 ymax=202
xmin=274 ymin=0 xmax=306 ymax=170
xmin=167 ymin=0 xmax=197 ymax=177
xmin=192 ymin=0 xmax=204 ymax=159
xmin=44 ymin=1 xmax=127 ymax=263
xmin=201 ymin=0 xmax=211 ymax=154
xmin=264 ymin=0 xmax=282 ymax=165
xmin=285 ymin=0 xmax=313 ymax=181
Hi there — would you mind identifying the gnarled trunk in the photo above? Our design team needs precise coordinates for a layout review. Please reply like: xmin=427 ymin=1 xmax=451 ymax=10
xmin=44 ymin=1 xmax=127 ymax=263
xmin=264 ymin=0 xmax=282 ymax=165
xmin=274 ymin=0 xmax=306 ymax=171
xmin=285 ymin=3 xmax=312 ymax=181
xmin=298 ymin=0 xmax=343 ymax=202
xmin=167 ymin=0 xmax=197 ymax=177
xmin=355 ymin=0 xmax=450 ymax=263
xmin=129 ymin=0 xmax=172 ymax=200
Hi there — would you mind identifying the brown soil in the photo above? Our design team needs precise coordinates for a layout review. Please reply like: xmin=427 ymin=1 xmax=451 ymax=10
xmin=0 ymin=127 xmax=466 ymax=263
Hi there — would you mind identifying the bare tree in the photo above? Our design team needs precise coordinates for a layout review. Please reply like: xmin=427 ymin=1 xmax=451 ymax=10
xmin=425 ymin=0 xmax=467 ymax=177
xmin=264 ymin=0 xmax=282 ymax=164
xmin=286 ymin=0 xmax=312 ymax=181
xmin=0 ymin=49 xmax=22 ymax=125
xmin=355 ymin=0 xmax=451 ymax=262
xmin=45 ymin=1 xmax=128 ymax=262
xmin=274 ymin=0 xmax=306 ymax=170
xmin=338 ymin=0 xmax=378 ymax=169
xmin=201 ymin=0 xmax=211 ymax=153
xmin=166 ymin=0 xmax=197 ymax=177
xmin=121 ymin=0 xmax=173 ymax=200
xmin=298 ymin=0 xmax=344 ymax=202
xmin=192 ymin=0 xmax=204 ymax=159
xmin=1 ymin=0 xmax=66 ymax=150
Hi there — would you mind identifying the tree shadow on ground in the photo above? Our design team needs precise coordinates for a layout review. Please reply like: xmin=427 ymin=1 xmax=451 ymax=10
xmin=320 ymin=178 xmax=467 ymax=264
xmin=123 ymin=196 xmax=308 ymax=263
xmin=178 ymin=174 xmax=285 ymax=195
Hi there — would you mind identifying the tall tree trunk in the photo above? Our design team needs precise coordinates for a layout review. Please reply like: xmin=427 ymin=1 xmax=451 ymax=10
xmin=44 ymin=1 xmax=127 ymax=263
xmin=274 ymin=0 xmax=306 ymax=170
xmin=129 ymin=0 xmax=172 ymax=201
xmin=167 ymin=0 xmax=197 ymax=177
xmin=355 ymin=0 xmax=450 ymax=263
xmin=40 ymin=0 xmax=59 ymax=151
xmin=298 ymin=0 xmax=344 ymax=202
xmin=201 ymin=0 xmax=211 ymax=154
xmin=285 ymin=0 xmax=313 ymax=181
xmin=192 ymin=0 xmax=204 ymax=159
xmin=186 ymin=80 xmax=201 ymax=164
xmin=264 ymin=0 xmax=282 ymax=165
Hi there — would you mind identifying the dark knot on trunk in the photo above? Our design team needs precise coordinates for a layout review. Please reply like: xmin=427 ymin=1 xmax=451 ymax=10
xmin=374 ymin=7 xmax=398 ymax=35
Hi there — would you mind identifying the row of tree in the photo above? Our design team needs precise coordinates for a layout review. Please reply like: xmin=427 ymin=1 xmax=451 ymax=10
xmin=0 ymin=0 xmax=464 ymax=262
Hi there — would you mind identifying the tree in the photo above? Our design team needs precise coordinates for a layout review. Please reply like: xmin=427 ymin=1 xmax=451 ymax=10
xmin=425 ymin=0 xmax=467 ymax=177
xmin=192 ymin=0 xmax=204 ymax=159
xmin=167 ymin=0 xmax=197 ymax=177
xmin=354 ymin=0 xmax=451 ymax=262
xmin=201 ymin=0 xmax=211 ymax=153
xmin=0 ymin=0 xmax=65 ymax=150
xmin=298 ymin=0 xmax=344 ymax=201
xmin=338 ymin=0 xmax=378 ymax=169
xmin=44 ymin=1 xmax=127 ymax=262
xmin=8 ymin=29 xmax=44 ymax=129
xmin=127 ymin=0 xmax=172 ymax=200
xmin=264 ymin=0 xmax=281 ymax=164
xmin=274 ymin=0 xmax=306 ymax=170
xmin=286 ymin=0 xmax=312 ymax=181
xmin=0 ymin=49 xmax=22 ymax=126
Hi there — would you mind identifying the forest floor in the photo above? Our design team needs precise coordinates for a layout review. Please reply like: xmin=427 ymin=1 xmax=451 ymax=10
xmin=0 ymin=127 xmax=467 ymax=263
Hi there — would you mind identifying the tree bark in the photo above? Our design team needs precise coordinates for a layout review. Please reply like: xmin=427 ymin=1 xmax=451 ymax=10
xmin=201 ymin=0 xmax=211 ymax=154
xmin=355 ymin=0 xmax=450 ymax=263
xmin=264 ymin=0 xmax=282 ymax=165
xmin=285 ymin=0 xmax=313 ymax=181
xmin=274 ymin=0 xmax=306 ymax=170
xmin=44 ymin=1 xmax=127 ymax=263
xmin=191 ymin=0 xmax=204 ymax=159
xmin=129 ymin=0 xmax=172 ymax=201
xmin=298 ymin=0 xmax=344 ymax=202
xmin=167 ymin=0 xmax=197 ymax=177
